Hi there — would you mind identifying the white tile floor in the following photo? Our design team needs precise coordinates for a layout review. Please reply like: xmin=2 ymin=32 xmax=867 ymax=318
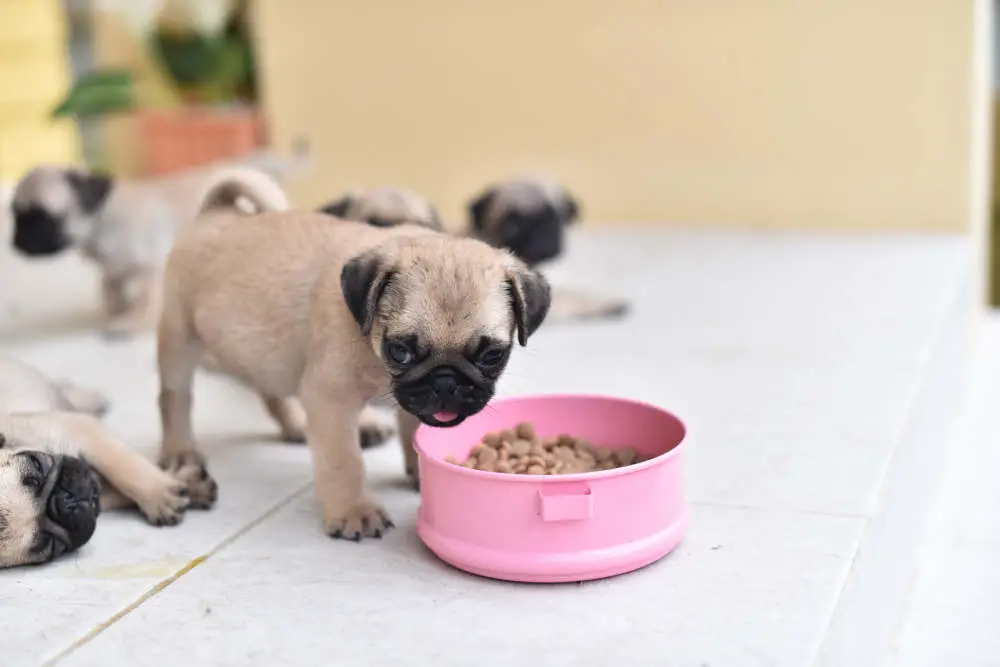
xmin=0 ymin=229 xmax=977 ymax=667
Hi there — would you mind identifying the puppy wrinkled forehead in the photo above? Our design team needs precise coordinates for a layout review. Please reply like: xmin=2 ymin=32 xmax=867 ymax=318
xmin=388 ymin=238 xmax=513 ymax=339
xmin=13 ymin=168 xmax=74 ymax=212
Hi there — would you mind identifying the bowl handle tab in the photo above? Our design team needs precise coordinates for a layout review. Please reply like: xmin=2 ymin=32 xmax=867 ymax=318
xmin=537 ymin=484 xmax=593 ymax=522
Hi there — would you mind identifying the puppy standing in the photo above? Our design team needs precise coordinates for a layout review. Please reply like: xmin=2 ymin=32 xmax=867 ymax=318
xmin=0 ymin=357 xmax=202 ymax=569
xmin=157 ymin=173 xmax=550 ymax=540
xmin=8 ymin=147 xmax=309 ymax=339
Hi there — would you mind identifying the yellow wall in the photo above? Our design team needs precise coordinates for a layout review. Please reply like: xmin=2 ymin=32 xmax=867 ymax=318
xmin=0 ymin=0 xmax=79 ymax=180
xmin=251 ymin=0 xmax=980 ymax=232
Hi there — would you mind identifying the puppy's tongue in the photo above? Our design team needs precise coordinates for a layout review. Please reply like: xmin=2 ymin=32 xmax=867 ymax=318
xmin=434 ymin=411 xmax=458 ymax=423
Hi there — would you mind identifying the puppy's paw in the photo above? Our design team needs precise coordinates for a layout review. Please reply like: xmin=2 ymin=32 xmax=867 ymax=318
xmin=136 ymin=475 xmax=191 ymax=527
xmin=324 ymin=499 xmax=394 ymax=541
xmin=600 ymin=298 xmax=630 ymax=319
xmin=405 ymin=464 xmax=421 ymax=491
xmin=160 ymin=451 xmax=218 ymax=510
xmin=102 ymin=317 xmax=142 ymax=341
xmin=359 ymin=421 xmax=394 ymax=450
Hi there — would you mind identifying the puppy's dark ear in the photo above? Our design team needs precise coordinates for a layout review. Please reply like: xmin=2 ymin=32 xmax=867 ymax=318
xmin=320 ymin=196 xmax=353 ymax=218
xmin=562 ymin=193 xmax=581 ymax=225
xmin=506 ymin=264 xmax=551 ymax=346
xmin=341 ymin=252 xmax=394 ymax=336
xmin=66 ymin=172 xmax=113 ymax=214
xmin=468 ymin=189 xmax=496 ymax=232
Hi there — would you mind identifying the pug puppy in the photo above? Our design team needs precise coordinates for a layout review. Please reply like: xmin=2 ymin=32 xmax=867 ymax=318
xmin=157 ymin=172 xmax=550 ymax=541
xmin=8 ymin=146 xmax=310 ymax=339
xmin=320 ymin=179 xmax=628 ymax=322
xmin=0 ymin=357 xmax=203 ymax=569
xmin=319 ymin=186 xmax=443 ymax=231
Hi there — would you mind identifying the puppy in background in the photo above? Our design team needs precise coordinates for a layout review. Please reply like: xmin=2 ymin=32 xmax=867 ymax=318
xmin=320 ymin=186 xmax=443 ymax=231
xmin=157 ymin=171 xmax=550 ymax=541
xmin=0 ymin=357 xmax=203 ymax=569
xmin=319 ymin=178 xmax=629 ymax=323
xmin=8 ymin=145 xmax=310 ymax=339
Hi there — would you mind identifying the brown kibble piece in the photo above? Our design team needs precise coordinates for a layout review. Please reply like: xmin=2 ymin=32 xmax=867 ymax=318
xmin=593 ymin=445 xmax=614 ymax=462
xmin=527 ymin=464 xmax=545 ymax=475
xmin=499 ymin=428 xmax=516 ymax=442
xmin=515 ymin=422 xmax=536 ymax=440
xmin=615 ymin=447 xmax=638 ymax=466
xmin=511 ymin=439 xmax=532 ymax=457
xmin=445 ymin=455 xmax=459 ymax=465
xmin=482 ymin=433 xmax=501 ymax=447
xmin=478 ymin=460 xmax=497 ymax=472
xmin=553 ymin=446 xmax=576 ymax=461
xmin=494 ymin=460 xmax=512 ymax=474
xmin=462 ymin=457 xmax=478 ymax=468
xmin=471 ymin=443 xmax=487 ymax=456
xmin=478 ymin=447 xmax=498 ymax=464
xmin=558 ymin=434 xmax=576 ymax=446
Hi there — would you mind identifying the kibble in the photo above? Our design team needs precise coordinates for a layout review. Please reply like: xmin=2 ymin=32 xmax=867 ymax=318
xmin=447 ymin=422 xmax=649 ymax=475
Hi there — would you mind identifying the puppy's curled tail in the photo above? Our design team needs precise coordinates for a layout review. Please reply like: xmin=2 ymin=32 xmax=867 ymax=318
xmin=195 ymin=166 xmax=291 ymax=217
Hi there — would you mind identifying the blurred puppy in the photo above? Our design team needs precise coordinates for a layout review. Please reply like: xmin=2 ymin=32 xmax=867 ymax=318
xmin=157 ymin=171 xmax=550 ymax=540
xmin=319 ymin=178 xmax=629 ymax=322
xmin=8 ymin=146 xmax=310 ymax=339
xmin=0 ymin=357 xmax=199 ymax=569
xmin=319 ymin=186 xmax=443 ymax=231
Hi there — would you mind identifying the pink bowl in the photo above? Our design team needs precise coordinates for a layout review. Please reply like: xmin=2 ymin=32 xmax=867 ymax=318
xmin=414 ymin=394 xmax=688 ymax=583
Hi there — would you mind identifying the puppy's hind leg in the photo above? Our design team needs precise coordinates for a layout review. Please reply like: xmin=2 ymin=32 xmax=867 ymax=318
xmin=104 ymin=270 xmax=162 ymax=340
xmin=262 ymin=394 xmax=307 ymax=443
xmin=53 ymin=381 xmax=110 ymax=418
xmin=156 ymin=306 xmax=218 ymax=510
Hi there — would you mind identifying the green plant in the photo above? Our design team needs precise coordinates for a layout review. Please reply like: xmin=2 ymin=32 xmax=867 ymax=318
xmin=51 ymin=3 xmax=255 ymax=119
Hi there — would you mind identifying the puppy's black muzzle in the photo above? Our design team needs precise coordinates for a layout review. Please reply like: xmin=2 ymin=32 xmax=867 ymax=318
xmin=504 ymin=220 xmax=564 ymax=267
xmin=12 ymin=207 xmax=72 ymax=257
xmin=41 ymin=455 xmax=101 ymax=555
xmin=393 ymin=367 xmax=492 ymax=427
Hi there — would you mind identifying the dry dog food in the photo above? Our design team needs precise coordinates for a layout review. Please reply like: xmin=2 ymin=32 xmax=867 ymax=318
xmin=444 ymin=422 xmax=645 ymax=475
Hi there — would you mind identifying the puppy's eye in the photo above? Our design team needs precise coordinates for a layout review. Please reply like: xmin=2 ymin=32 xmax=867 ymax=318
xmin=479 ymin=349 xmax=506 ymax=367
xmin=387 ymin=342 xmax=414 ymax=365
xmin=21 ymin=473 xmax=42 ymax=490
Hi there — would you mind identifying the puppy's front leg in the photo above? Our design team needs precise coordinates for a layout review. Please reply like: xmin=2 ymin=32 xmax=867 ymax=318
xmin=396 ymin=409 xmax=420 ymax=490
xmin=104 ymin=269 xmax=162 ymax=339
xmin=547 ymin=286 xmax=629 ymax=323
xmin=300 ymin=377 xmax=393 ymax=540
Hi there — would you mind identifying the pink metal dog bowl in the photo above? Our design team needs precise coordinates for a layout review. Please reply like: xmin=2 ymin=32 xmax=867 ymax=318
xmin=414 ymin=394 xmax=688 ymax=583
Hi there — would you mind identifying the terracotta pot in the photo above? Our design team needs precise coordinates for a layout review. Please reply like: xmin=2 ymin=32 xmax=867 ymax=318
xmin=137 ymin=105 xmax=263 ymax=175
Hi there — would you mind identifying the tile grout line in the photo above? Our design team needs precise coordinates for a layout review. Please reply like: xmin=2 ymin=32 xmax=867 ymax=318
xmin=41 ymin=483 xmax=313 ymax=667
xmin=806 ymin=259 xmax=972 ymax=667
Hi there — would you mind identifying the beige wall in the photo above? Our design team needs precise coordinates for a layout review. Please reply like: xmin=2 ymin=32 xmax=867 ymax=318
xmin=99 ymin=1 xmax=968 ymax=233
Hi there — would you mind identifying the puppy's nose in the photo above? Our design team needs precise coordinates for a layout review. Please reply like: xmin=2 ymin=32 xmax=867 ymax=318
xmin=431 ymin=372 xmax=458 ymax=396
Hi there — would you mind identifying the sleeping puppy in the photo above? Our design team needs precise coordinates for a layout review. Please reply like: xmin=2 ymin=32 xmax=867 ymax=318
xmin=319 ymin=186 xmax=443 ymax=231
xmin=157 ymin=171 xmax=550 ymax=540
xmin=0 ymin=357 xmax=203 ymax=569
xmin=8 ymin=146 xmax=310 ymax=339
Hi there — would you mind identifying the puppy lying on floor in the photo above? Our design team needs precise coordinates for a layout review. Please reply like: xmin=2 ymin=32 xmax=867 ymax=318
xmin=0 ymin=357 xmax=201 ymax=569
xmin=8 ymin=146 xmax=310 ymax=339
xmin=319 ymin=178 xmax=629 ymax=323
xmin=157 ymin=169 xmax=550 ymax=540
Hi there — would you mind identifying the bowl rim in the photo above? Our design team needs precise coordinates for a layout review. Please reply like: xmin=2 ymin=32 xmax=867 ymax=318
xmin=413 ymin=392 xmax=687 ymax=484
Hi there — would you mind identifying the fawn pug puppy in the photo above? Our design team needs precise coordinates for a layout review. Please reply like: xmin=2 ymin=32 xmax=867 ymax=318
xmin=157 ymin=172 xmax=550 ymax=541
xmin=8 ymin=147 xmax=310 ymax=339
xmin=319 ymin=186 xmax=443 ymax=231
xmin=319 ymin=178 xmax=628 ymax=322
xmin=0 ymin=357 xmax=203 ymax=569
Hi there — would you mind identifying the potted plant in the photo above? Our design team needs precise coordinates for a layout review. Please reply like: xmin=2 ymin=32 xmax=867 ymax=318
xmin=52 ymin=0 xmax=263 ymax=175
